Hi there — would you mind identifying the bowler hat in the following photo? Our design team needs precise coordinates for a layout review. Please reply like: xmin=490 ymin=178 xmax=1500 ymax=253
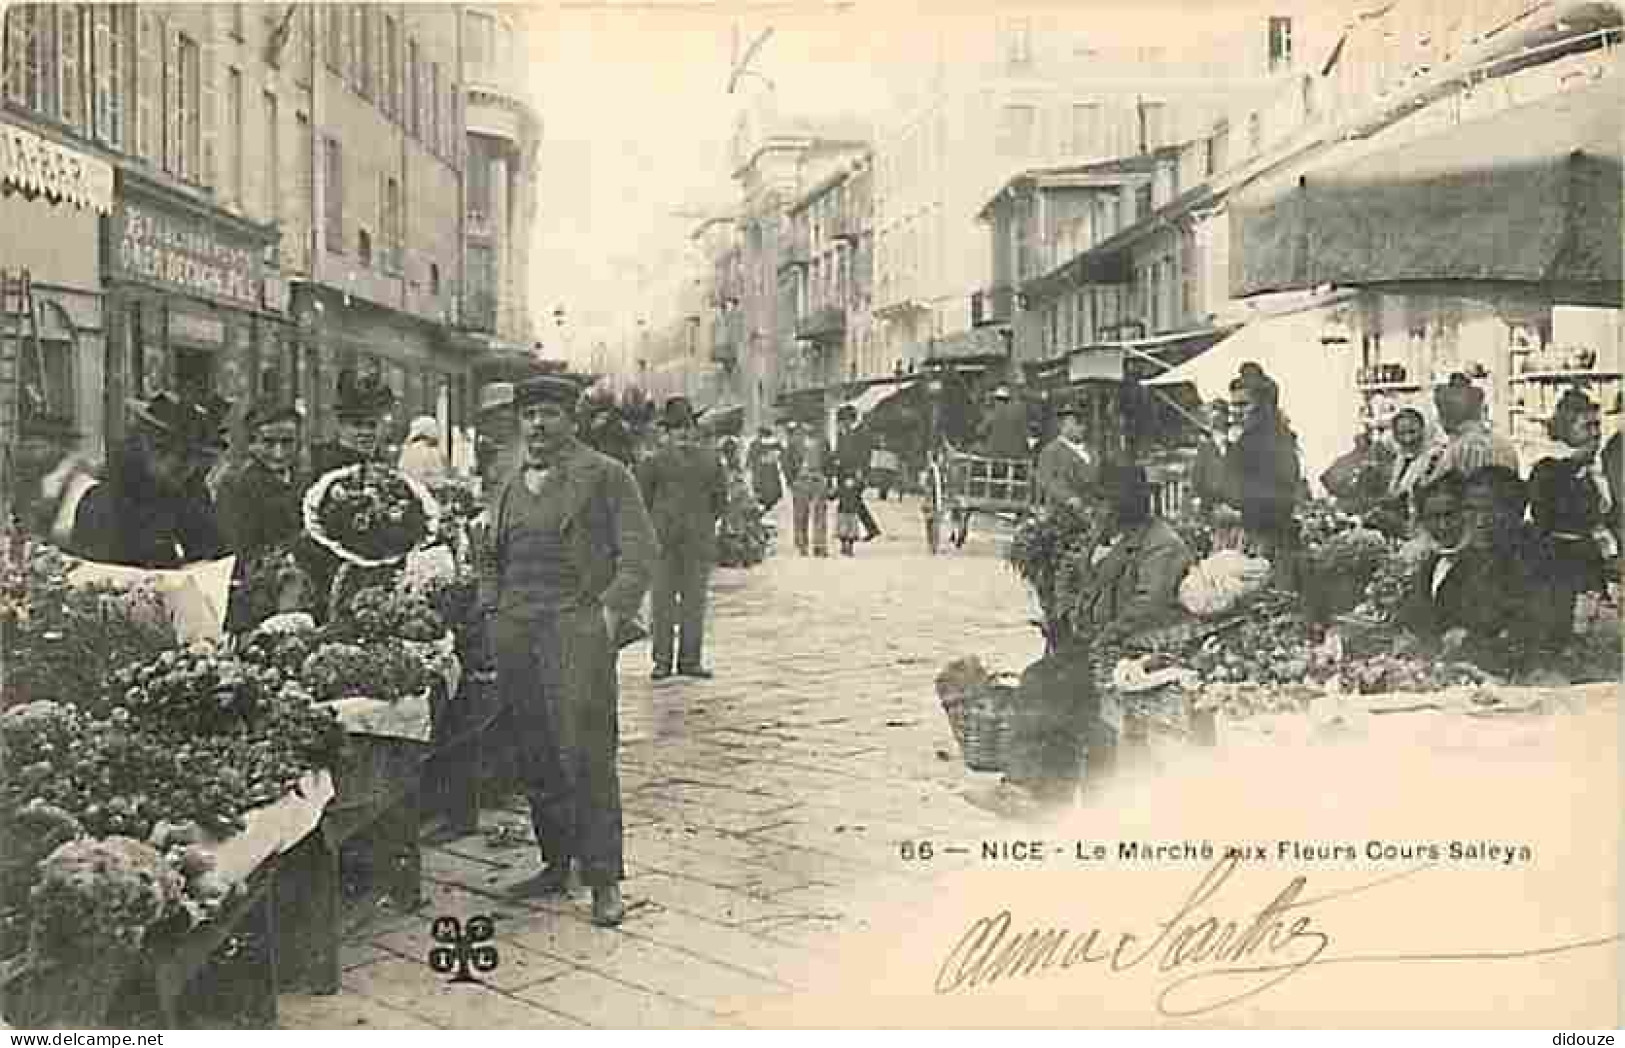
xmin=659 ymin=396 xmax=699 ymax=429
xmin=514 ymin=374 xmax=584 ymax=409
xmin=335 ymin=370 xmax=396 ymax=421
xmin=1055 ymin=400 xmax=1084 ymax=419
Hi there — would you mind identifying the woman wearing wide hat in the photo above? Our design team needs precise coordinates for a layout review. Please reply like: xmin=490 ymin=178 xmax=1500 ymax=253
xmin=636 ymin=396 xmax=728 ymax=680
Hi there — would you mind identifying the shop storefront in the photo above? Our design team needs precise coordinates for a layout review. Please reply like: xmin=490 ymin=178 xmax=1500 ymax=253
xmin=102 ymin=169 xmax=286 ymax=457
xmin=1230 ymin=75 xmax=1623 ymax=471
xmin=0 ymin=113 xmax=115 ymax=515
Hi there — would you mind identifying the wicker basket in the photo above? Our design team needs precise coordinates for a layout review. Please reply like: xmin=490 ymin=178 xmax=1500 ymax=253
xmin=940 ymin=675 xmax=1020 ymax=773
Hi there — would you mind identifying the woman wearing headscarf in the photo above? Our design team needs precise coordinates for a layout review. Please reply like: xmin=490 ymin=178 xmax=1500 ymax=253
xmin=397 ymin=415 xmax=448 ymax=484
xmin=1528 ymin=391 xmax=1614 ymax=648
xmin=1221 ymin=372 xmax=1304 ymax=584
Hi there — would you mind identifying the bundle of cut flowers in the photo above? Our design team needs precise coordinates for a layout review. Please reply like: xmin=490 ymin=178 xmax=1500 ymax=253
xmin=304 ymin=463 xmax=441 ymax=566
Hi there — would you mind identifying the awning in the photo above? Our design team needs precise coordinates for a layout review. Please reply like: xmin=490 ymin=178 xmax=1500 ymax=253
xmin=844 ymin=381 xmax=910 ymax=420
xmin=1231 ymin=77 xmax=1623 ymax=304
xmin=0 ymin=116 xmax=114 ymax=213
xmin=1145 ymin=306 xmax=1359 ymax=495
xmin=699 ymin=401 xmax=744 ymax=435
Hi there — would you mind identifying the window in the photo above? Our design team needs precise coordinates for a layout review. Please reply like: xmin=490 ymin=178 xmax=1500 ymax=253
xmin=996 ymin=104 xmax=1036 ymax=158
xmin=91 ymin=6 xmax=134 ymax=148
xmin=1247 ymin=112 xmax=1262 ymax=155
xmin=226 ymin=68 xmax=244 ymax=206
xmin=1135 ymin=183 xmax=1153 ymax=221
xmin=466 ymin=11 xmax=495 ymax=72
xmin=347 ymin=6 xmax=363 ymax=89
xmin=172 ymin=33 xmax=202 ymax=182
xmin=382 ymin=176 xmax=401 ymax=274
xmin=58 ymin=6 xmax=84 ymax=133
xmin=325 ymin=5 xmax=344 ymax=71
xmin=429 ymin=262 xmax=441 ymax=296
xmin=357 ymin=5 xmax=373 ymax=98
xmin=467 ymin=138 xmax=492 ymax=221
xmin=1268 ymin=16 xmax=1293 ymax=73
xmin=1206 ymin=121 xmax=1229 ymax=176
xmin=1069 ymin=103 xmax=1103 ymax=157
xmin=230 ymin=2 xmax=245 ymax=40
xmin=4 ymin=5 xmax=58 ymax=117
xmin=291 ymin=111 xmax=312 ymax=269
xmin=324 ymin=137 xmax=343 ymax=253
xmin=406 ymin=39 xmax=419 ymax=137
xmin=383 ymin=14 xmax=399 ymax=118
xmin=358 ymin=227 xmax=372 ymax=267
xmin=429 ymin=62 xmax=440 ymax=155
xmin=265 ymin=91 xmax=280 ymax=223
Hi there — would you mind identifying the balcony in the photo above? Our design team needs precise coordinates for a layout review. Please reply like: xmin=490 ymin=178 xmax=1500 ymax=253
xmin=831 ymin=210 xmax=861 ymax=244
xmin=972 ymin=285 xmax=1016 ymax=326
xmin=795 ymin=304 xmax=845 ymax=343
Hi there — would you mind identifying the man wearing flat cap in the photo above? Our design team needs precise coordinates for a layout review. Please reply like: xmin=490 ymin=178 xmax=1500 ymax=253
xmin=480 ymin=373 xmax=658 ymax=926
xmin=218 ymin=399 xmax=307 ymax=631
xmin=636 ymin=396 xmax=728 ymax=680
xmin=70 ymin=393 xmax=223 ymax=567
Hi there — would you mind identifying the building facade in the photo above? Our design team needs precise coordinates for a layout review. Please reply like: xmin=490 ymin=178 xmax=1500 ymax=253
xmin=783 ymin=151 xmax=874 ymax=405
xmin=0 ymin=2 xmax=534 ymax=487
xmin=461 ymin=3 xmax=541 ymax=353
xmin=871 ymin=9 xmax=1318 ymax=379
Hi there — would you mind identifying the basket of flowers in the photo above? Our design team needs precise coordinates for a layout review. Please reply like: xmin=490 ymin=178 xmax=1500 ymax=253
xmin=303 ymin=464 xmax=441 ymax=568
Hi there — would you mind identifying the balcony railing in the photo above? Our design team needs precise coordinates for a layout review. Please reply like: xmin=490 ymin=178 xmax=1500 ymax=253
xmin=795 ymin=304 xmax=845 ymax=342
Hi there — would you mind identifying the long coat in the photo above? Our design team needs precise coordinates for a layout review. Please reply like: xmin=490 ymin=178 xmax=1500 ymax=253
xmin=479 ymin=440 xmax=657 ymax=885
xmin=1035 ymin=438 xmax=1098 ymax=507
xmin=636 ymin=441 xmax=727 ymax=556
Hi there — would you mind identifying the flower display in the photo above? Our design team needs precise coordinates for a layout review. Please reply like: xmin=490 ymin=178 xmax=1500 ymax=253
xmin=304 ymin=464 xmax=440 ymax=566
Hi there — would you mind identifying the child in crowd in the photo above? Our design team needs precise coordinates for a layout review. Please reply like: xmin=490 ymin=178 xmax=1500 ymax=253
xmin=835 ymin=475 xmax=865 ymax=556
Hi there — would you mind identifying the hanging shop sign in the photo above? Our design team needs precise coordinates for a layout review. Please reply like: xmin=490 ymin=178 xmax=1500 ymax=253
xmin=110 ymin=195 xmax=266 ymax=311
xmin=0 ymin=117 xmax=115 ymax=213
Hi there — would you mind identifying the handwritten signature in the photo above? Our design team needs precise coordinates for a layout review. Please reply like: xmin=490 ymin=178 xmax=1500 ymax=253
xmin=933 ymin=855 xmax=1619 ymax=1017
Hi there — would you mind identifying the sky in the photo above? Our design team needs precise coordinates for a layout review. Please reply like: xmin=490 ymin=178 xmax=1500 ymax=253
xmin=517 ymin=0 xmax=1355 ymax=363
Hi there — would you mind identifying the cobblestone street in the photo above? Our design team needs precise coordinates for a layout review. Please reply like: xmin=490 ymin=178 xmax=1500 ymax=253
xmin=279 ymin=495 xmax=1046 ymax=1029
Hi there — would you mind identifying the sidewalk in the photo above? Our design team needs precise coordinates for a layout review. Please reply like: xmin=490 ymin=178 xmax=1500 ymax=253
xmin=279 ymin=495 xmax=1041 ymax=1029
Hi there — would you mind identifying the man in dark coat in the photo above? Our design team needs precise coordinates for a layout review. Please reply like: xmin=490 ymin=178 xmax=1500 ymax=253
xmin=747 ymin=427 xmax=784 ymax=513
xmin=1222 ymin=374 xmax=1303 ymax=581
xmin=980 ymin=387 xmax=1034 ymax=459
xmin=637 ymin=397 xmax=728 ymax=680
xmin=481 ymin=374 xmax=658 ymax=926
xmin=783 ymin=420 xmax=832 ymax=556
xmin=218 ymin=400 xmax=307 ymax=631
xmin=833 ymin=405 xmax=881 ymax=541
xmin=1035 ymin=400 xmax=1099 ymax=511
xmin=70 ymin=393 xmax=221 ymax=568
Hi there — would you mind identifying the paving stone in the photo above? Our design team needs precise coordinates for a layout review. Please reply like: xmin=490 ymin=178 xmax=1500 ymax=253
xmin=514 ymin=968 xmax=717 ymax=1029
xmin=278 ymin=981 xmax=442 ymax=1029
xmin=339 ymin=955 xmax=584 ymax=1029
xmin=626 ymin=871 xmax=808 ymax=928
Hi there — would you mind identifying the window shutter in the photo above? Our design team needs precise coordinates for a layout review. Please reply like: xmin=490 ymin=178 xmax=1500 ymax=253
xmin=91 ymin=8 xmax=111 ymax=142
xmin=200 ymin=19 xmax=218 ymax=187
xmin=58 ymin=6 xmax=81 ymax=134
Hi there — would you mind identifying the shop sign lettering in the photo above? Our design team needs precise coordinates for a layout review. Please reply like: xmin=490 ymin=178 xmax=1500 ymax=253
xmin=115 ymin=202 xmax=263 ymax=309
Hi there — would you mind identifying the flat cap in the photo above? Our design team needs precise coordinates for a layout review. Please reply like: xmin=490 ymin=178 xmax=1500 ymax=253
xmin=514 ymin=374 xmax=584 ymax=409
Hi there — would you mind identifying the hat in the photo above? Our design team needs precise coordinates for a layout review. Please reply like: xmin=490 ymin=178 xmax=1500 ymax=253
xmin=993 ymin=386 xmax=1012 ymax=400
xmin=514 ymin=374 xmax=585 ymax=409
xmin=1055 ymin=400 xmax=1084 ymax=419
xmin=836 ymin=404 xmax=858 ymax=422
xmin=246 ymin=398 xmax=301 ymax=431
xmin=658 ymin=396 xmax=699 ymax=429
xmin=479 ymin=382 xmax=516 ymax=413
xmin=335 ymin=369 xmax=396 ymax=421
xmin=407 ymin=416 xmax=441 ymax=443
